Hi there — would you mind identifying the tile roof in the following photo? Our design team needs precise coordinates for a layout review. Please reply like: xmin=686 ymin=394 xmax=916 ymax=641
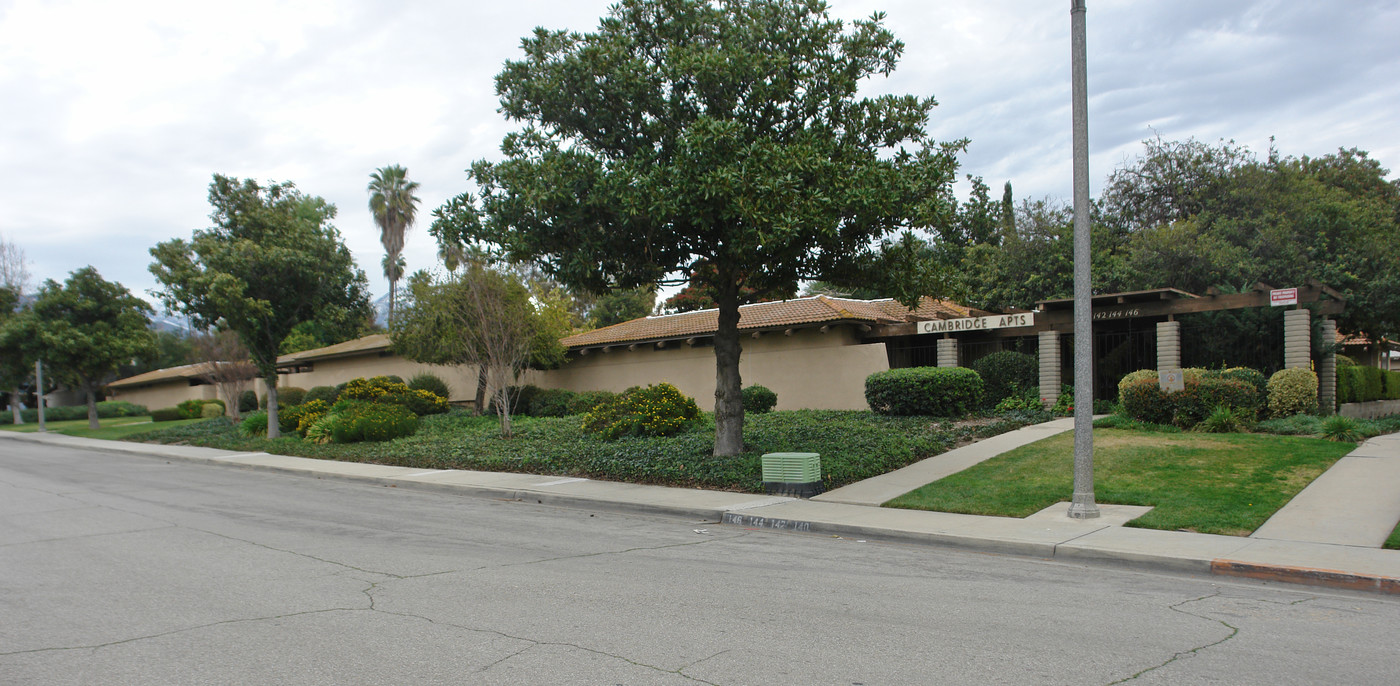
xmin=562 ymin=296 xmax=975 ymax=348
xmin=278 ymin=333 xmax=392 ymax=365
xmin=108 ymin=362 xmax=218 ymax=388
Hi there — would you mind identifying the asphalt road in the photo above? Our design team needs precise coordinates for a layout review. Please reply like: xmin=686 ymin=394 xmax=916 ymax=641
xmin=2 ymin=440 xmax=1397 ymax=685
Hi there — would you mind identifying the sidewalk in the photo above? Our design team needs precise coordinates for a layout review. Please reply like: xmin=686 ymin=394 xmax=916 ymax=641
xmin=3 ymin=422 xmax=1398 ymax=595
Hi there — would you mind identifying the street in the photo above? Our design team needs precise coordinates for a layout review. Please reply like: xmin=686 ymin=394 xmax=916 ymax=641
xmin=2 ymin=440 xmax=1397 ymax=685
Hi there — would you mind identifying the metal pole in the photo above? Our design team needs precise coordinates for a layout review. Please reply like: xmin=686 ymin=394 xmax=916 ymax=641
xmin=35 ymin=359 xmax=46 ymax=433
xmin=1067 ymin=0 xmax=1098 ymax=519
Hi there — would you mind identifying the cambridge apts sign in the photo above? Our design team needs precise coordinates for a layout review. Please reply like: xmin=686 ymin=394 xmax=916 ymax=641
xmin=916 ymin=313 xmax=1035 ymax=334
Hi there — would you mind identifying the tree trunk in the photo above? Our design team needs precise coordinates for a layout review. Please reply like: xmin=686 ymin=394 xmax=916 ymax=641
xmin=712 ymin=288 xmax=744 ymax=457
xmin=474 ymin=364 xmax=488 ymax=416
xmin=11 ymin=389 xmax=22 ymax=425
xmin=265 ymin=375 xmax=281 ymax=439
xmin=86 ymin=387 xmax=100 ymax=430
xmin=388 ymin=278 xmax=397 ymax=327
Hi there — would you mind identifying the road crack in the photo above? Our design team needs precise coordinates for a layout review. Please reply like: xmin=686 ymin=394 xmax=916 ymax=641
xmin=1105 ymin=590 xmax=1240 ymax=684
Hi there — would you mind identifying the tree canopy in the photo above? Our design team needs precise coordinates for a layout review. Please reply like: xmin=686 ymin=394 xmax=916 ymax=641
xmin=30 ymin=267 xmax=155 ymax=429
xmin=150 ymin=174 xmax=371 ymax=437
xmin=440 ymin=0 xmax=964 ymax=455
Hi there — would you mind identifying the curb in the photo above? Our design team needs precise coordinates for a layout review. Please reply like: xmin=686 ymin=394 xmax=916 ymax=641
xmin=1211 ymin=559 xmax=1400 ymax=594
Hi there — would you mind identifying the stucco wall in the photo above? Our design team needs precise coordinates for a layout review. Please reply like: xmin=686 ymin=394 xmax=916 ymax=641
xmin=110 ymin=380 xmax=218 ymax=411
xmin=528 ymin=326 xmax=888 ymax=411
xmin=277 ymin=355 xmax=481 ymax=404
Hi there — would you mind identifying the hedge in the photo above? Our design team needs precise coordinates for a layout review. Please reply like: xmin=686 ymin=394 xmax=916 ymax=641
xmin=0 ymin=400 xmax=149 ymax=425
xmin=865 ymin=367 xmax=983 ymax=416
xmin=1336 ymin=366 xmax=1400 ymax=404
xmin=1119 ymin=371 xmax=1260 ymax=428
xmin=1267 ymin=368 xmax=1318 ymax=418
xmin=970 ymin=351 xmax=1038 ymax=407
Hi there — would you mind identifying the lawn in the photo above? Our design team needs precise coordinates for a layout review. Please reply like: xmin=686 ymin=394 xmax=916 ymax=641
xmin=885 ymin=428 xmax=1357 ymax=536
xmin=124 ymin=409 xmax=1045 ymax=493
xmin=2 ymin=416 xmax=208 ymax=440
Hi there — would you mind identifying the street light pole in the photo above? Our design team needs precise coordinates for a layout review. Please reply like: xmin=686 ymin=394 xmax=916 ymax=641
xmin=35 ymin=359 xmax=46 ymax=433
xmin=1067 ymin=0 xmax=1099 ymax=519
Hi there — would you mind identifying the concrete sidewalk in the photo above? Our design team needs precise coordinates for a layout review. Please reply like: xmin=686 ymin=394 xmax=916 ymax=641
xmin=3 ymin=422 xmax=1398 ymax=596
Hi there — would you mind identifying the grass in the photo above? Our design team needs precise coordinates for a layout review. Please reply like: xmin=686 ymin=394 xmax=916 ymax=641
xmin=124 ymin=409 xmax=1046 ymax=493
xmin=1387 ymin=522 xmax=1400 ymax=551
xmin=2 ymin=415 xmax=208 ymax=439
xmin=885 ymin=427 xmax=1356 ymax=536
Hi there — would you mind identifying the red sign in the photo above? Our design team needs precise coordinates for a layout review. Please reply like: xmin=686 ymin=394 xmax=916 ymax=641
xmin=1270 ymin=288 xmax=1298 ymax=306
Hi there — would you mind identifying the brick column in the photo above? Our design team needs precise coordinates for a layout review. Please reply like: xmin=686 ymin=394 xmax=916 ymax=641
xmin=1284 ymin=309 xmax=1311 ymax=369
xmin=1318 ymin=318 xmax=1337 ymax=415
xmin=936 ymin=337 xmax=958 ymax=368
xmin=1156 ymin=320 xmax=1181 ymax=372
xmin=1038 ymin=331 xmax=1061 ymax=410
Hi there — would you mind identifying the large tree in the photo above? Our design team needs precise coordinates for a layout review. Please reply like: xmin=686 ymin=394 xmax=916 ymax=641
xmin=29 ymin=267 xmax=155 ymax=429
xmin=443 ymin=0 xmax=963 ymax=455
xmin=150 ymin=175 xmax=371 ymax=438
xmin=368 ymin=165 xmax=421 ymax=324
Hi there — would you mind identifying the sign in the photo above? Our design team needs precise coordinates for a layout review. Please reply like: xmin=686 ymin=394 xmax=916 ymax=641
xmin=1270 ymin=288 xmax=1299 ymax=307
xmin=1158 ymin=369 xmax=1184 ymax=393
xmin=916 ymin=312 xmax=1034 ymax=335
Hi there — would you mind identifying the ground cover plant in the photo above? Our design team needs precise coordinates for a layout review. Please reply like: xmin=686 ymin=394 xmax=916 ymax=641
xmin=885 ymin=428 xmax=1356 ymax=536
xmin=126 ymin=409 xmax=1039 ymax=493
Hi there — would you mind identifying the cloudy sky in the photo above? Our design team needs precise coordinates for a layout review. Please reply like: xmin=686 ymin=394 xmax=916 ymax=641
xmin=2 ymin=0 xmax=1396 ymax=310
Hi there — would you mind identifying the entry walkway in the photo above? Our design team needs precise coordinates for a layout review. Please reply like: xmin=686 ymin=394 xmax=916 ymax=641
xmin=1252 ymin=432 xmax=1400 ymax=547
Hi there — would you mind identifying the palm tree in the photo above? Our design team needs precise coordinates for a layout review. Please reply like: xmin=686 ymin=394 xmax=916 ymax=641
xmin=367 ymin=165 xmax=421 ymax=323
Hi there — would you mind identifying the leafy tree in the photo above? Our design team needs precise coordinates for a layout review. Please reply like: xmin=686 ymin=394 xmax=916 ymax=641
xmin=660 ymin=264 xmax=797 ymax=314
xmin=586 ymin=287 xmax=656 ymax=327
xmin=191 ymin=329 xmax=258 ymax=421
xmin=0 ymin=289 xmax=37 ymax=423
xmin=391 ymin=264 xmax=567 ymax=432
xmin=445 ymin=0 xmax=964 ymax=455
xmin=368 ymin=165 xmax=421 ymax=324
xmin=150 ymin=175 xmax=371 ymax=438
xmin=29 ymin=267 xmax=155 ymax=429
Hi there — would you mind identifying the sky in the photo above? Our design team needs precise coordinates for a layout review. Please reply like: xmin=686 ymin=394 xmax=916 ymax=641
xmin=2 ymin=0 xmax=1397 ymax=312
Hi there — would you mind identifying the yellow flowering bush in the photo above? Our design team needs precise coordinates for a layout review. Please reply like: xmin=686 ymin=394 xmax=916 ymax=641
xmin=581 ymin=383 xmax=700 ymax=440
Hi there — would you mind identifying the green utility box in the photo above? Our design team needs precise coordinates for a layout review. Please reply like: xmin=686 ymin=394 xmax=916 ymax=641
xmin=761 ymin=452 xmax=823 ymax=498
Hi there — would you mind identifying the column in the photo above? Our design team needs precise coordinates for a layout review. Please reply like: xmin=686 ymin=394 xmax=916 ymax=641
xmin=1156 ymin=320 xmax=1181 ymax=372
xmin=1038 ymin=331 xmax=1061 ymax=410
xmin=1283 ymin=309 xmax=1311 ymax=369
xmin=936 ymin=337 xmax=958 ymax=368
xmin=1318 ymin=318 xmax=1337 ymax=415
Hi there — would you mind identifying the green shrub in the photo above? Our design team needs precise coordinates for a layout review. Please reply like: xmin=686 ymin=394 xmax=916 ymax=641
xmin=1051 ymin=385 xmax=1075 ymax=415
xmin=304 ymin=385 xmax=339 ymax=405
xmin=97 ymin=400 xmax=149 ymax=417
xmin=1267 ymin=368 xmax=1318 ymax=418
xmin=1117 ymin=369 xmax=1159 ymax=403
xmin=200 ymin=403 xmax=224 ymax=419
xmin=324 ymin=400 xmax=419 ymax=443
xmin=1386 ymin=370 xmax=1400 ymax=400
xmin=1360 ymin=366 xmax=1385 ymax=402
xmin=970 ymin=351 xmax=1038 ymax=406
xmin=1172 ymin=377 xmax=1259 ymax=426
xmin=1195 ymin=405 xmax=1254 ymax=433
xmin=529 ymin=388 xmax=578 ymax=417
xmin=741 ymin=385 xmax=778 ymax=414
xmin=1219 ymin=367 xmax=1267 ymax=399
xmin=489 ymin=385 xmax=540 ymax=416
xmin=865 ymin=367 xmax=984 ymax=416
xmin=1120 ymin=371 xmax=1259 ymax=428
xmin=1336 ymin=354 xmax=1357 ymax=367
xmin=278 ymin=387 xmax=307 ymax=407
xmin=240 ymin=410 xmax=269 ymax=437
xmin=1337 ymin=366 xmax=1360 ymax=404
xmin=582 ymin=383 xmax=700 ymax=440
xmin=238 ymin=390 xmax=258 ymax=413
xmin=993 ymin=386 xmax=1041 ymax=414
xmin=1319 ymin=415 xmax=1363 ymax=442
xmin=341 ymin=376 xmax=409 ymax=403
xmin=292 ymin=399 xmax=331 ymax=437
xmin=1092 ymin=399 xmax=1118 ymax=415
xmin=403 ymin=389 xmax=450 ymax=416
xmin=565 ymin=390 xmax=616 ymax=416
xmin=151 ymin=407 xmax=184 ymax=422
xmin=407 ymin=373 xmax=451 ymax=400
xmin=304 ymin=416 xmax=334 ymax=444
xmin=176 ymin=398 xmax=204 ymax=420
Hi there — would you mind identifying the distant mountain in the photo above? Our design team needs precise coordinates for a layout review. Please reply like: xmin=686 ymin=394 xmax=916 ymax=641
xmin=149 ymin=311 xmax=195 ymax=335
xmin=373 ymin=293 xmax=391 ymax=328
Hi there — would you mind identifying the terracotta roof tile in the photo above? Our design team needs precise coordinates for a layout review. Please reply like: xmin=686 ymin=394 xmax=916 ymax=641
xmin=562 ymin=295 xmax=974 ymax=348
